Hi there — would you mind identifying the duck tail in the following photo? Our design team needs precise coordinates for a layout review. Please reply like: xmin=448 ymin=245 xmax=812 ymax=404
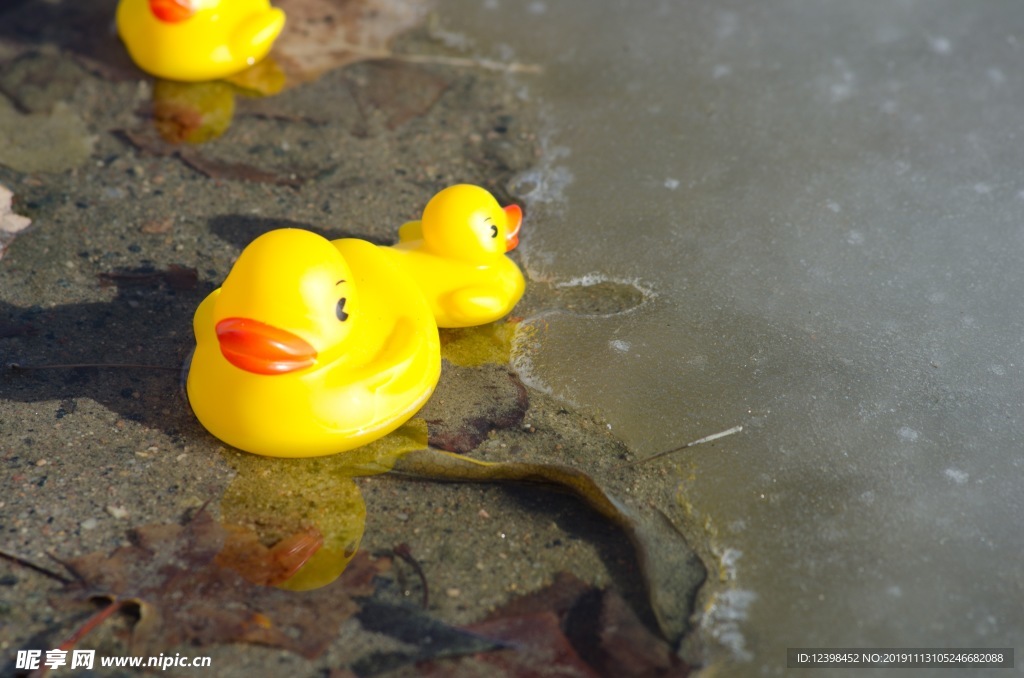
xmin=396 ymin=219 xmax=424 ymax=244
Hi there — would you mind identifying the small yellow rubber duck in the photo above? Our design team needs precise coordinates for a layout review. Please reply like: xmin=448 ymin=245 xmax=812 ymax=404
xmin=382 ymin=184 xmax=526 ymax=328
xmin=186 ymin=229 xmax=441 ymax=458
xmin=116 ymin=0 xmax=286 ymax=81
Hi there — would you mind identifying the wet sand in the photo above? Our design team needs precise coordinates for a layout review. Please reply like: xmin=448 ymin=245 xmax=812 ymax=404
xmin=0 ymin=5 xmax=704 ymax=676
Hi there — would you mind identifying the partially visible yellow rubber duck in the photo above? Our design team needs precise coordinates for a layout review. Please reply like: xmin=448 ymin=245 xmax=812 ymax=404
xmin=381 ymin=184 xmax=526 ymax=328
xmin=186 ymin=229 xmax=441 ymax=458
xmin=116 ymin=0 xmax=286 ymax=81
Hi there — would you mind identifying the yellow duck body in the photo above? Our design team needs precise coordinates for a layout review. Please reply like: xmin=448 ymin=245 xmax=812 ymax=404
xmin=186 ymin=229 xmax=441 ymax=458
xmin=116 ymin=0 xmax=285 ymax=81
xmin=381 ymin=184 xmax=526 ymax=328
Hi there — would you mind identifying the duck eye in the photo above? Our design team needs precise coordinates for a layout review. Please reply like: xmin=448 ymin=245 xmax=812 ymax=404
xmin=336 ymin=298 xmax=349 ymax=322
xmin=490 ymin=224 xmax=498 ymax=238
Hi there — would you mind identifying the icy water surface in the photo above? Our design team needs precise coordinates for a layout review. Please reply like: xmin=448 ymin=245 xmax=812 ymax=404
xmin=442 ymin=0 xmax=1024 ymax=674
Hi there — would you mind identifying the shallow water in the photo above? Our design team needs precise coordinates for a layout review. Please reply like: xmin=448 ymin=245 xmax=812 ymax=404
xmin=441 ymin=0 xmax=1024 ymax=674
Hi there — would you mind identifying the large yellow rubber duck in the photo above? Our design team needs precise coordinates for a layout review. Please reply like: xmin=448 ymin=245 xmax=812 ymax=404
xmin=186 ymin=229 xmax=441 ymax=458
xmin=116 ymin=0 xmax=286 ymax=81
xmin=381 ymin=184 xmax=526 ymax=328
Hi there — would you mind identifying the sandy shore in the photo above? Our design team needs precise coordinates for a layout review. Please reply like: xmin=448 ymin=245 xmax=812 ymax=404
xmin=0 ymin=4 xmax=706 ymax=675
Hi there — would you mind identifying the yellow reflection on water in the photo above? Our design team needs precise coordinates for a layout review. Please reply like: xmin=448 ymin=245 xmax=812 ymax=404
xmin=439 ymin=320 xmax=519 ymax=367
xmin=219 ymin=419 xmax=428 ymax=591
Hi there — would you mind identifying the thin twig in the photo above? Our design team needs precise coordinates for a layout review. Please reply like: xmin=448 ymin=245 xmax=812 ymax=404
xmin=46 ymin=551 xmax=87 ymax=584
xmin=626 ymin=425 xmax=744 ymax=467
xmin=388 ymin=52 xmax=543 ymax=74
xmin=338 ymin=42 xmax=543 ymax=74
xmin=28 ymin=599 xmax=127 ymax=678
xmin=392 ymin=543 xmax=429 ymax=609
xmin=57 ymin=598 xmax=125 ymax=651
xmin=0 ymin=547 xmax=73 ymax=584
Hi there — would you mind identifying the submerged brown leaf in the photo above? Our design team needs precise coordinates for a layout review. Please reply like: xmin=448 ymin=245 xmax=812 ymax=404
xmin=59 ymin=510 xmax=380 ymax=658
xmin=389 ymin=448 xmax=706 ymax=643
xmin=116 ymin=129 xmax=305 ymax=186
xmin=420 ymin=363 xmax=529 ymax=453
xmin=220 ymin=449 xmax=375 ymax=591
xmin=215 ymin=525 xmax=326 ymax=587
xmin=272 ymin=0 xmax=430 ymax=86
xmin=97 ymin=264 xmax=198 ymax=291
xmin=356 ymin=61 xmax=450 ymax=130
xmin=466 ymin=612 xmax=600 ymax=678
xmin=180 ymin=150 xmax=306 ymax=186
xmin=420 ymin=573 xmax=689 ymax=677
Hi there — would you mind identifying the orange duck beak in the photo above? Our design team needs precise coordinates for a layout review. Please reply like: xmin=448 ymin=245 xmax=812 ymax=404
xmin=216 ymin=318 xmax=317 ymax=375
xmin=150 ymin=0 xmax=195 ymax=23
xmin=503 ymin=204 xmax=522 ymax=252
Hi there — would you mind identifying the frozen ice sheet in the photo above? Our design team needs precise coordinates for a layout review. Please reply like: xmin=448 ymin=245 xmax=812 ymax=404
xmin=441 ymin=0 xmax=1024 ymax=675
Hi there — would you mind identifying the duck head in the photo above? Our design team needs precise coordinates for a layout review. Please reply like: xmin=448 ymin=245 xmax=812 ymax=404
xmin=211 ymin=229 xmax=359 ymax=375
xmin=421 ymin=184 xmax=522 ymax=262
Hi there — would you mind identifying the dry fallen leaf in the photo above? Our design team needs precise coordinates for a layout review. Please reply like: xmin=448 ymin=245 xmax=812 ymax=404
xmin=272 ymin=0 xmax=430 ymax=86
xmin=0 ymin=183 xmax=31 ymax=263
xmin=59 ymin=510 xmax=381 ymax=659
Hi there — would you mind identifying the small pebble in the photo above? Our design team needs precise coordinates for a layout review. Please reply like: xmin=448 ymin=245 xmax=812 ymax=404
xmin=140 ymin=217 xmax=174 ymax=234
xmin=446 ymin=588 xmax=461 ymax=598
xmin=478 ymin=509 xmax=491 ymax=519
xmin=106 ymin=505 xmax=129 ymax=519
xmin=80 ymin=518 xmax=98 ymax=530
